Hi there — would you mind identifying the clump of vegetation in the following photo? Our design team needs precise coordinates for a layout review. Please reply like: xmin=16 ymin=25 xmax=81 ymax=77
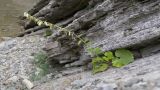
xmin=31 ymin=52 xmax=49 ymax=81
xmin=88 ymin=48 xmax=134 ymax=74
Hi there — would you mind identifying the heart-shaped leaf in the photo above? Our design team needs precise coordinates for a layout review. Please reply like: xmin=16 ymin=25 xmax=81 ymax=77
xmin=112 ymin=49 xmax=134 ymax=67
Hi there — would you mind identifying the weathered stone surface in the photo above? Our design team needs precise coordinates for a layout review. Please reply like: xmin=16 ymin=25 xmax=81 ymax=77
xmin=0 ymin=36 xmax=47 ymax=90
xmin=44 ymin=0 xmax=160 ymax=67
xmin=32 ymin=53 xmax=160 ymax=90
xmin=70 ymin=0 xmax=160 ymax=51
xmin=6 ymin=0 xmax=160 ymax=89
xmin=21 ymin=0 xmax=160 ymax=68
xmin=0 ymin=39 xmax=16 ymax=51
xmin=24 ymin=0 xmax=90 ymax=29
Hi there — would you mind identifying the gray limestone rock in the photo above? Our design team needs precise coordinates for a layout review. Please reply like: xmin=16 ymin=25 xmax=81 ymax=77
xmin=22 ymin=0 xmax=160 ymax=75
xmin=10 ymin=0 xmax=160 ymax=89
xmin=42 ymin=0 xmax=160 ymax=67
xmin=0 ymin=36 xmax=47 ymax=90
xmin=32 ymin=53 xmax=160 ymax=90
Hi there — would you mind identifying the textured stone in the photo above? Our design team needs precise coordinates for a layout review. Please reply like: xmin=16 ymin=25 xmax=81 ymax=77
xmin=24 ymin=0 xmax=90 ymax=29
xmin=16 ymin=0 xmax=160 ymax=89
xmin=97 ymin=83 xmax=117 ymax=90
xmin=71 ymin=79 xmax=88 ymax=89
xmin=0 ymin=39 xmax=16 ymax=51
xmin=37 ymin=0 xmax=160 ymax=67
xmin=32 ymin=53 xmax=160 ymax=90
xmin=85 ymin=0 xmax=160 ymax=51
xmin=0 ymin=36 xmax=47 ymax=90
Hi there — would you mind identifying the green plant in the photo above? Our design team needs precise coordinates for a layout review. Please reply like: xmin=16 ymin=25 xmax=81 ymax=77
xmin=88 ymin=48 xmax=134 ymax=74
xmin=31 ymin=52 xmax=49 ymax=81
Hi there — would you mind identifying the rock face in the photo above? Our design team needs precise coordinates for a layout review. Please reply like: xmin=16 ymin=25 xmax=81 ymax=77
xmin=21 ymin=0 xmax=160 ymax=69
xmin=1 ymin=36 xmax=160 ymax=90
xmin=3 ymin=0 xmax=160 ymax=89
xmin=33 ymin=53 xmax=160 ymax=90
xmin=24 ymin=0 xmax=90 ymax=29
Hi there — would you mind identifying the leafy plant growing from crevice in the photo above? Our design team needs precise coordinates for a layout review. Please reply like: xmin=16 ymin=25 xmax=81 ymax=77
xmin=88 ymin=48 xmax=134 ymax=74
xmin=31 ymin=52 xmax=49 ymax=81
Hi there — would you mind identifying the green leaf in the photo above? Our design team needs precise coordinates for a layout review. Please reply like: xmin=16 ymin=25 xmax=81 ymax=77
xmin=112 ymin=49 xmax=134 ymax=67
xmin=92 ymin=57 xmax=108 ymax=74
xmin=104 ymin=51 xmax=114 ymax=60
xmin=93 ymin=63 xmax=108 ymax=74
xmin=112 ymin=58 xmax=124 ymax=67
xmin=102 ymin=56 xmax=110 ymax=62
